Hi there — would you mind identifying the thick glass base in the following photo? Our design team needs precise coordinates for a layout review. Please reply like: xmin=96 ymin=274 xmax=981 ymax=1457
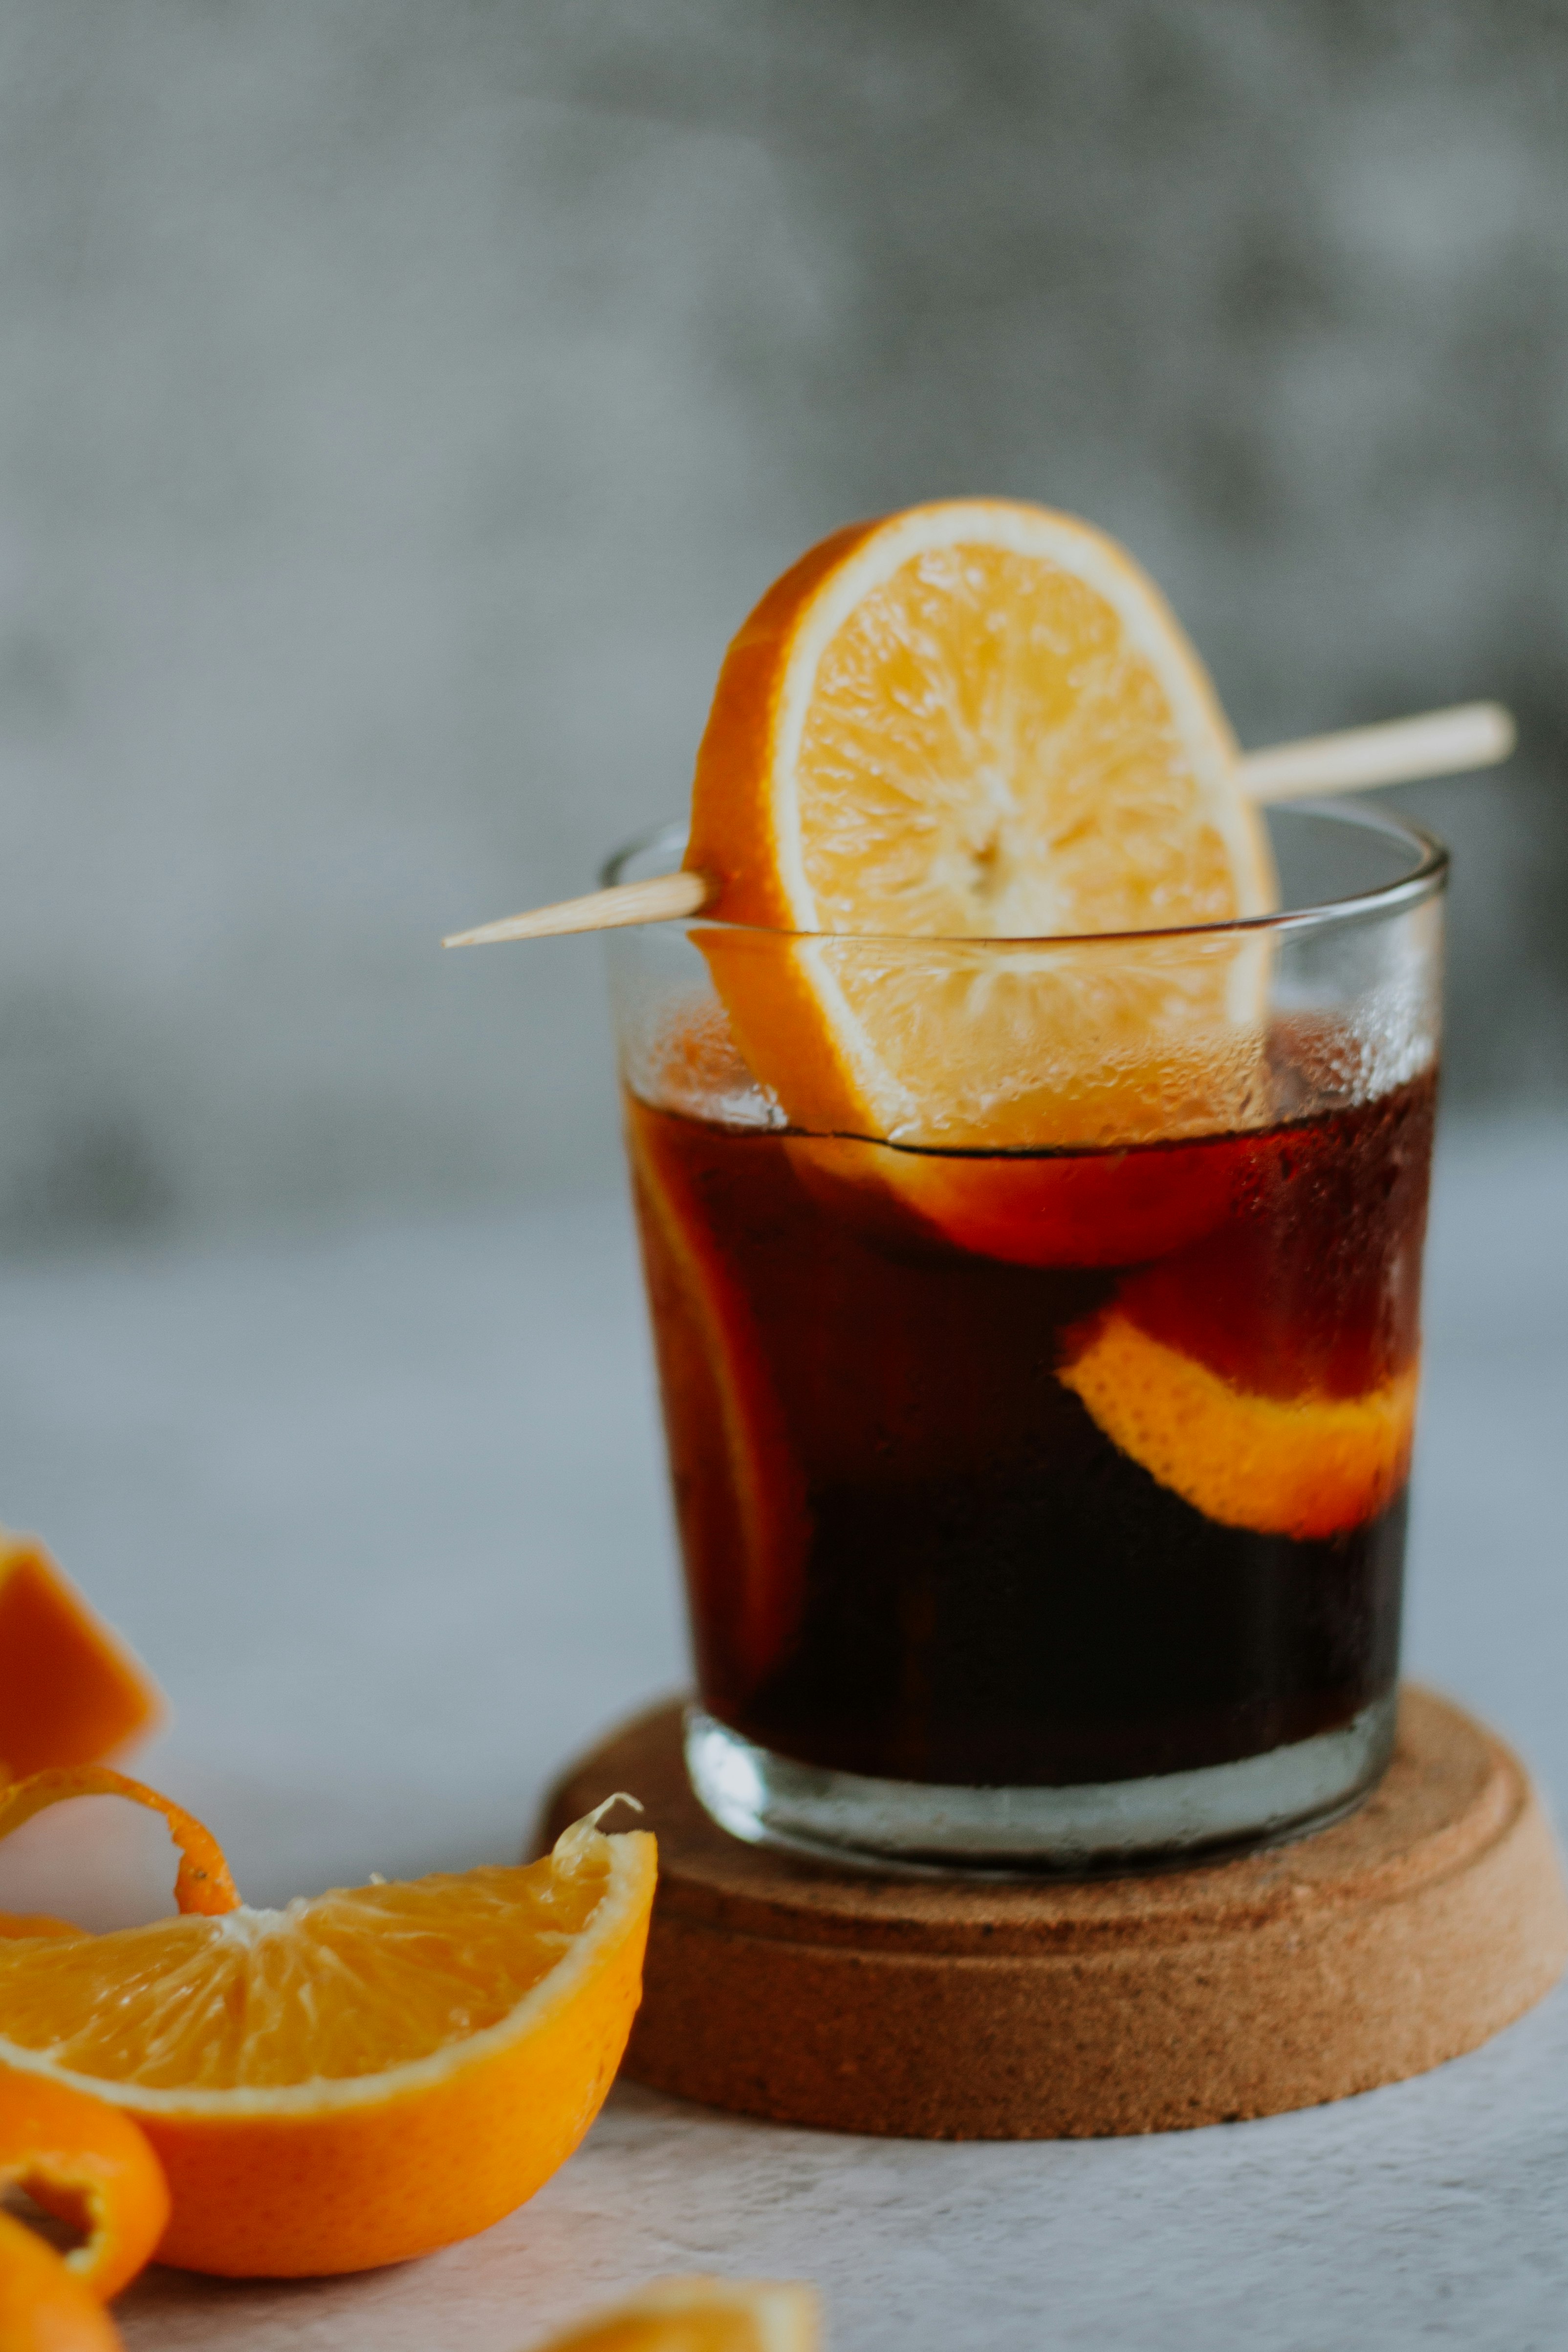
xmin=685 ymin=1691 xmax=1399 ymax=1876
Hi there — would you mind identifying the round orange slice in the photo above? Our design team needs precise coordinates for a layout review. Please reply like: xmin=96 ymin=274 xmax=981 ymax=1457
xmin=532 ymin=2275 xmax=820 ymax=2352
xmin=686 ymin=500 xmax=1276 ymax=1154
xmin=0 ymin=1768 xmax=655 ymax=2279
xmin=1059 ymin=1309 xmax=1418 ymax=1540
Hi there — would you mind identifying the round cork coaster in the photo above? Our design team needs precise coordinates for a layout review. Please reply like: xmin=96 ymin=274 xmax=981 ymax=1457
xmin=544 ymin=1686 xmax=1568 ymax=2139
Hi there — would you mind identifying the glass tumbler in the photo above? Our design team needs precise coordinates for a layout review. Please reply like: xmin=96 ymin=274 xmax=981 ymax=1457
xmin=606 ymin=802 xmax=1446 ymax=1872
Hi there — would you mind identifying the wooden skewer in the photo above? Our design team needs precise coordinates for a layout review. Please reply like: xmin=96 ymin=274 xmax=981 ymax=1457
xmin=1237 ymin=699 xmax=1514 ymax=805
xmin=443 ymin=700 xmax=1514 ymax=946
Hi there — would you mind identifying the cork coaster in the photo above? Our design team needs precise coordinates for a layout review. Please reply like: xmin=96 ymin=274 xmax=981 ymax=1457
xmin=544 ymin=1685 xmax=1568 ymax=2139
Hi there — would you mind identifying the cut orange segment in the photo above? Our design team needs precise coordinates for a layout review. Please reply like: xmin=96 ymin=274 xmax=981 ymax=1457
xmin=1060 ymin=1310 xmax=1418 ymax=1539
xmin=0 ymin=1535 xmax=161 ymax=1782
xmin=0 ymin=2210 xmax=122 ymax=2352
xmin=0 ymin=2063 xmax=168 ymax=2302
xmin=0 ymin=1771 xmax=655 ymax=2278
xmin=529 ymin=2276 xmax=820 ymax=2352
xmin=686 ymin=500 xmax=1276 ymax=1151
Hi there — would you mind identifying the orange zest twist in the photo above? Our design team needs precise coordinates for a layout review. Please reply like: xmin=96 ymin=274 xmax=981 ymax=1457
xmin=0 ymin=1768 xmax=241 ymax=1919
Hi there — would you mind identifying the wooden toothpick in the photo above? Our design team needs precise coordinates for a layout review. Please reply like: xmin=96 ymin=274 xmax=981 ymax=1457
xmin=443 ymin=700 xmax=1513 ymax=947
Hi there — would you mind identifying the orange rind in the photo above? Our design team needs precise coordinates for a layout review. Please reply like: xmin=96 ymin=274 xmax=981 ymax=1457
xmin=0 ymin=1769 xmax=239 ymax=1920
xmin=0 ymin=1535 xmax=161 ymax=1783
xmin=0 ymin=1771 xmax=656 ymax=2277
xmin=1060 ymin=1309 xmax=1418 ymax=1540
xmin=0 ymin=2209 xmax=122 ymax=2352
xmin=0 ymin=2064 xmax=169 ymax=2303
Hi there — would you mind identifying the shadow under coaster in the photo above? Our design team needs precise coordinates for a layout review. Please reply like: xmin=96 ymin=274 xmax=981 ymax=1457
xmin=543 ymin=1685 xmax=1568 ymax=2140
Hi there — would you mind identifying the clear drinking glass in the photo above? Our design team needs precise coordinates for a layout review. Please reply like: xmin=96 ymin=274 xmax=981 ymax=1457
xmin=606 ymin=802 xmax=1446 ymax=1873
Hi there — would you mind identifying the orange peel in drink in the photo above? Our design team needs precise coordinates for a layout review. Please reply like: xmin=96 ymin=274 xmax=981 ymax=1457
xmin=1060 ymin=1309 xmax=1418 ymax=1540
xmin=685 ymin=499 xmax=1276 ymax=1156
xmin=526 ymin=2275 xmax=821 ymax=2352
xmin=0 ymin=1767 xmax=655 ymax=2278
xmin=0 ymin=1534 xmax=161 ymax=1782
xmin=0 ymin=1767 xmax=239 ymax=1918
xmin=625 ymin=1099 xmax=808 ymax=1684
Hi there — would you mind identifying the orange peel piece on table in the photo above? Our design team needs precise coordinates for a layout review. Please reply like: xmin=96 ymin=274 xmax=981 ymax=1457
xmin=0 ymin=2208 xmax=123 ymax=2352
xmin=0 ymin=1534 xmax=161 ymax=1784
xmin=1060 ymin=1309 xmax=1418 ymax=1541
xmin=684 ymin=499 xmax=1277 ymax=1158
xmin=525 ymin=2275 xmax=821 ymax=2352
xmin=0 ymin=2062 xmax=169 ymax=2304
xmin=0 ymin=1771 xmax=655 ymax=2278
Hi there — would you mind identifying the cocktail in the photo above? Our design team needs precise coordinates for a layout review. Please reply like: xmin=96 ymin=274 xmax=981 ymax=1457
xmin=602 ymin=501 xmax=1446 ymax=1872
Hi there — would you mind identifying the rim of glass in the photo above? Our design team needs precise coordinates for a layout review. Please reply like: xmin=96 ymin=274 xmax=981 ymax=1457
xmin=602 ymin=798 xmax=1448 ymax=946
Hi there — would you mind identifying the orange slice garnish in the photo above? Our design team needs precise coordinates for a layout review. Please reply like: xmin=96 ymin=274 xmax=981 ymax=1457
xmin=1060 ymin=1310 xmax=1417 ymax=1540
xmin=0 ymin=1769 xmax=655 ymax=2278
xmin=686 ymin=500 xmax=1275 ymax=1153
xmin=529 ymin=2276 xmax=820 ymax=2352
xmin=0 ymin=2062 xmax=169 ymax=2302
xmin=0 ymin=1534 xmax=161 ymax=1781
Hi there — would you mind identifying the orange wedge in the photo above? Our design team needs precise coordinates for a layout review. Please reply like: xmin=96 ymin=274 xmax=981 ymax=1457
xmin=1060 ymin=1309 xmax=1418 ymax=1539
xmin=0 ymin=1534 xmax=160 ymax=1781
xmin=0 ymin=1768 xmax=655 ymax=2278
xmin=0 ymin=2062 xmax=169 ymax=2303
xmin=0 ymin=2211 xmax=122 ymax=2352
xmin=529 ymin=2276 xmax=820 ymax=2352
xmin=686 ymin=500 xmax=1275 ymax=1152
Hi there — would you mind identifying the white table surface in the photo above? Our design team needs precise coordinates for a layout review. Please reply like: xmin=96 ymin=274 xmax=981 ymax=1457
xmin=1 ymin=1116 xmax=1565 ymax=2352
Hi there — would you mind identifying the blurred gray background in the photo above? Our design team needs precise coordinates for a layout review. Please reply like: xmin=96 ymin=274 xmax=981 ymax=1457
xmin=2 ymin=0 xmax=1565 ymax=1248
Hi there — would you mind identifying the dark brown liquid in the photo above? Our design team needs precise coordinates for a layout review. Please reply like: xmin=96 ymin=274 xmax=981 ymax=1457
xmin=628 ymin=1051 xmax=1435 ymax=1787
